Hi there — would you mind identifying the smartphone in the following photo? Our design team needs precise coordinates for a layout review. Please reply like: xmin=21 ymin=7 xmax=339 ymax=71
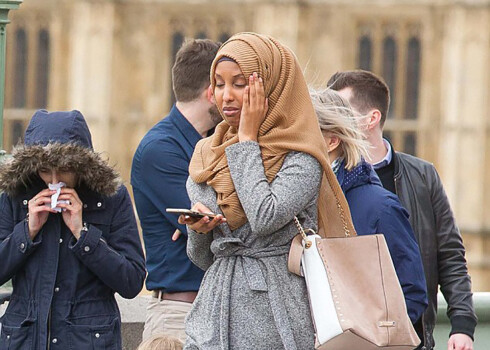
xmin=166 ymin=208 xmax=216 ymax=219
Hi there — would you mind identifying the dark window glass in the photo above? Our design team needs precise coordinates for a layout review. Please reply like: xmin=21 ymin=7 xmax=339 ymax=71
xmin=403 ymin=132 xmax=417 ymax=155
xmin=196 ymin=31 xmax=206 ymax=39
xmin=14 ymin=29 xmax=27 ymax=108
xmin=405 ymin=37 xmax=421 ymax=120
xmin=383 ymin=131 xmax=393 ymax=144
xmin=382 ymin=36 xmax=397 ymax=119
xmin=358 ymin=36 xmax=372 ymax=71
xmin=36 ymin=29 xmax=50 ymax=108
xmin=219 ymin=33 xmax=230 ymax=43
xmin=11 ymin=120 xmax=24 ymax=147
xmin=170 ymin=32 xmax=185 ymax=105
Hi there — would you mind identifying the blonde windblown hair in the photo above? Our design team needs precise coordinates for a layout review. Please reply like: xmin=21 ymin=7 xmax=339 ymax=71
xmin=310 ymin=88 xmax=369 ymax=170
xmin=136 ymin=335 xmax=183 ymax=350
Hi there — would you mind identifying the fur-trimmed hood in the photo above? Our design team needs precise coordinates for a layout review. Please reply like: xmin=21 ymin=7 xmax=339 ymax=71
xmin=0 ymin=110 xmax=121 ymax=197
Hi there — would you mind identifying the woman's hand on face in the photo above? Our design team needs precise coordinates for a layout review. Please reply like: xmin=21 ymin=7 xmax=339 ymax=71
xmin=56 ymin=188 xmax=84 ymax=240
xmin=28 ymin=189 xmax=57 ymax=240
xmin=238 ymin=72 xmax=268 ymax=142
xmin=177 ymin=202 xmax=226 ymax=234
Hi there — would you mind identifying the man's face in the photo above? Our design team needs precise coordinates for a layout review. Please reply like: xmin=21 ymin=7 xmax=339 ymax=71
xmin=208 ymin=104 xmax=223 ymax=127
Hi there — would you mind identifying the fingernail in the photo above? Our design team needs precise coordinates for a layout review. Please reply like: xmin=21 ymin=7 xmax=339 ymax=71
xmin=185 ymin=215 xmax=190 ymax=220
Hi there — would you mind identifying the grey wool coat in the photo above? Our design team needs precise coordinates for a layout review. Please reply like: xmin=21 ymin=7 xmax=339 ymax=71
xmin=184 ymin=141 xmax=321 ymax=350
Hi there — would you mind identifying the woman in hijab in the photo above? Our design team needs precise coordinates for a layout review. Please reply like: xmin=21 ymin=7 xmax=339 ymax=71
xmin=178 ymin=33 xmax=349 ymax=350
xmin=0 ymin=110 xmax=145 ymax=349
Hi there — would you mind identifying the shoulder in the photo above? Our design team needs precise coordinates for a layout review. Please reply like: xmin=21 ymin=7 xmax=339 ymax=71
xmin=136 ymin=135 xmax=185 ymax=165
xmin=284 ymin=151 xmax=321 ymax=170
xmin=105 ymin=184 xmax=130 ymax=203
xmin=396 ymin=152 xmax=437 ymax=176
xmin=136 ymin=117 xmax=180 ymax=151
xmin=99 ymin=185 xmax=133 ymax=214
xmin=346 ymin=182 xmax=391 ymax=214
xmin=396 ymin=152 xmax=441 ymax=193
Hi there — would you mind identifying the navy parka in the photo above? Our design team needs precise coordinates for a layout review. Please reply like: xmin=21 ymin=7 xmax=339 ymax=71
xmin=0 ymin=110 xmax=145 ymax=350
xmin=336 ymin=159 xmax=428 ymax=323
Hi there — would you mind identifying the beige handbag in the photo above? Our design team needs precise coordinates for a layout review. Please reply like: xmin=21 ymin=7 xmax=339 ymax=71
xmin=288 ymin=170 xmax=420 ymax=350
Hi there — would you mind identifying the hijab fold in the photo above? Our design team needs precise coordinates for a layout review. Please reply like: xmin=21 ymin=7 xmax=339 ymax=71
xmin=189 ymin=32 xmax=356 ymax=237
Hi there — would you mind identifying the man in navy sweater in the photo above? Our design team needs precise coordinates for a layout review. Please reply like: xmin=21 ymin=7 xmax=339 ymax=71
xmin=131 ymin=39 xmax=221 ymax=342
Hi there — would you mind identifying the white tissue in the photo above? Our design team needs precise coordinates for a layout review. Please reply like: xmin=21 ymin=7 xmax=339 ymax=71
xmin=49 ymin=182 xmax=70 ymax=212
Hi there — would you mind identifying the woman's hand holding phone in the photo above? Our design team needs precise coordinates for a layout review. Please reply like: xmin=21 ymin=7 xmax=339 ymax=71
xmin=177 ymin=202 xmax=226 ymax=235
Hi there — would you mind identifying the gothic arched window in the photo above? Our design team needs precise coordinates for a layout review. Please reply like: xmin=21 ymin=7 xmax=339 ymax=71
xmin=36 ymin=29 xmax=50 ymax=108
xmin=403 ymin=131 xmax=417 ymax=156
xmin=219 ymin=33 xmax=230 ymax=43
xmin=196 ymin=31 xmax=206 ymax=39
xmin=405 ymin=37 xmax=421 ymax=120
xmin=382 ymin=36 xmax=397 ymax=119
xmin=358 ymin=35 xmax=372 ymax=71
xmin=13 ymin=28 xmax=27 ymax=108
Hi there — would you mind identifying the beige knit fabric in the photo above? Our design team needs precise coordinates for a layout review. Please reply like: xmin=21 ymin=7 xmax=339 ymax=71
xmin=189 ymin=32 xmax=356 ymax=237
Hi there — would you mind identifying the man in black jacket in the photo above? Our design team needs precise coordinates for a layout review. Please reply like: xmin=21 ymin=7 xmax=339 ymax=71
xmin=328 ymin=70 xmax=477 ymax=350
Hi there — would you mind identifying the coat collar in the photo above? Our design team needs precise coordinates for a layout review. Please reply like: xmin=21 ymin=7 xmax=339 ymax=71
xmin=168 ymin=105 xmax=203 ymax=148
xmin=335 ymin=158 xmax=382 ymax=193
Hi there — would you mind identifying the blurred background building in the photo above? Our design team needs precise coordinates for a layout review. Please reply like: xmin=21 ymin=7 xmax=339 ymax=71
xmin=3 ymin=0 xmax=489 ymax=289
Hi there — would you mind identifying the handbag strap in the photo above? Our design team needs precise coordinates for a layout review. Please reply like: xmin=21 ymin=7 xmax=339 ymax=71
xmin=319 ymin=167 xmax=357 ymax=238
xmin=288 ymin=217 xmax=312 ymax=276
xmin=288 ymin=165 xmax=357 ymax=276
xmin=288 ymin=234 xmax=304 ymax=276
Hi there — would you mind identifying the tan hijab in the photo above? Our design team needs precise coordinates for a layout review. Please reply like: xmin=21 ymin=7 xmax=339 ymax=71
xmin=189 ymin=32 xmax=355 ymax=237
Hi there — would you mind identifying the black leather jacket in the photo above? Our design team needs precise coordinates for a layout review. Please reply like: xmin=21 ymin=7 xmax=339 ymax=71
xmin=393 ymin=150 xmax=477 ymax=349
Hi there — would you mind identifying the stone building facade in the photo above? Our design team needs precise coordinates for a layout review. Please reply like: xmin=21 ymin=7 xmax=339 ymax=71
xmin=3 ymin=0 xmax=490 ymax=289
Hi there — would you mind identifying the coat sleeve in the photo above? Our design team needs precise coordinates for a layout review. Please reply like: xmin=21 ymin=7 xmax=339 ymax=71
xmin=185 ymin=178 xmax=215 ymax=271
xmin=69 ymin=186 xmax=146 ymax=299
xmin=376 ymin=196 xmax=428 ymax=324
xmin=186 ymin=227 xmax=214 ymax=271
xmin=428 ymin=165 xmax=477 ymax=337
xmin=0 ymin=193 xmax=43 ymax=285
xmin=225 ymin=141 xmax=322 ymax=236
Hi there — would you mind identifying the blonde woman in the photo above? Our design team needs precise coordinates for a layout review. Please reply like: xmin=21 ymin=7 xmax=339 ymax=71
xmin=311 ymin=88 xmax=428 ymax=326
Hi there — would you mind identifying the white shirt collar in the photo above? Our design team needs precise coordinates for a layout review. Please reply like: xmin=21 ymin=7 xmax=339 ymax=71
xmin=372 ymin=139 xmax=392 ymax=170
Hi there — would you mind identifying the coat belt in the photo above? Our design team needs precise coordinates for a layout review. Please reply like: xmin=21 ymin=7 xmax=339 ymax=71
xmin=213 ymin=242 xmax=299 ymax=350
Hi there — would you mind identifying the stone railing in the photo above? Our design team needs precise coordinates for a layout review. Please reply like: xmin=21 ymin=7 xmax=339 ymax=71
xmin=434 ymin=292 xmax=490 ymax=349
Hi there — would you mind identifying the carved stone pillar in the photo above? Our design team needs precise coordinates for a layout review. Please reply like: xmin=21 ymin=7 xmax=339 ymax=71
xmin=438 ymin=5 xmax=490 ymax=290
xmin=67 ymin=0 xmax=116 ymax=155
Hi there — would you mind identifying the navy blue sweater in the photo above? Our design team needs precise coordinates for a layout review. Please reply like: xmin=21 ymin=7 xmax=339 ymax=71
xmin=131 ymin=106 xmax=205 ymax=292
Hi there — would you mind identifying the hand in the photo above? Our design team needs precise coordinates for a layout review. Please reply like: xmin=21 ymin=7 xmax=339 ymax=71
xmin=172 ymin=229 xmax=182 ymax=241
xmin=56 ymin=188 xmax=84 ymax=240
xmin=177 ymin=202 xmax=226 ymax=234
xmin=448 ymin=333 xmax=473 ymax=350
xmin=238 ymin=72 xmax=268 ymax=142
xmin=28 ymin=189 xmax=58 ymax=240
